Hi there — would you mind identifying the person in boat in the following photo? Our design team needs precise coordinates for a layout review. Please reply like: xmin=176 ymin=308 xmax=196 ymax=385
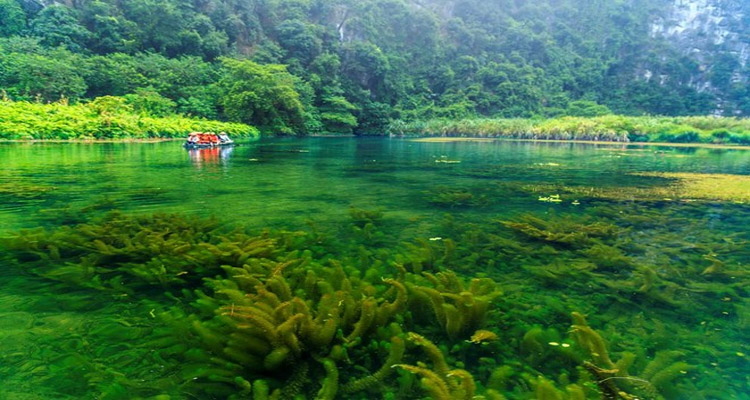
xmin=197 ymin=133 xmax=217 ymax=145
xmin=218 ymin=132 xmax=231 ymax=144
xmin=185 ymin=132 xmax=231 ymax=147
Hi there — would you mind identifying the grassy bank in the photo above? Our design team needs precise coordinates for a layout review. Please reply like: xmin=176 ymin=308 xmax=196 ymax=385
xmin=387 ymin=116 xmax=750 ymax=144
xmin=0 ymin=98 xmax=258 ymax=140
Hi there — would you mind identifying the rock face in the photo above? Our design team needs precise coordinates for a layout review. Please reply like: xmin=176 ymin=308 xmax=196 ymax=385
xmin=652 ymin=0 xmax=748 ymax=65
xmin=651 ymin=0 xmax=750 ymax=113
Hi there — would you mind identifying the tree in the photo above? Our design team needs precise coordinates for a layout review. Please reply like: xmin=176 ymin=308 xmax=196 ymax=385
xmin=123 ymin=88 xmax=177 ymax=116
xmin=0 ymin=51 xmax=87 ymax=101
xmin=218 ymin=58 xmax=306 ymax=135
xmin=276 ymin=19 xmax=322 ymax=65
xmin=319 ymin=95 xmax=358 ymax=134
xmin=29 ymin=5 xmax=91 ymax=52
xmin=0 ymin=0 xmax=26 ymax=37
xmin=564 ymin=100 xmax=611 ymax=117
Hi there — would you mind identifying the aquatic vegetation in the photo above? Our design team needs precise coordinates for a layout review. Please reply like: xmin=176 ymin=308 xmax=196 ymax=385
xmin=0 ymin=182 xmax=57 ymax=199
xmin=524 ymin=172 xmax=750 ymax=204
xmin=407 ymin=271 xmax=501 ymax=340
xmin=172 ymin=259 xmax=500 ymax=396
xmin=634 ymin=172 xmax=750 ymax=203
xmin=425 ymin=186 xmax=488 ymax=208
xmin=142 ymin=260 xmax=413 ymax=397
xmin=395 ymin=332 xmax=477 ymax=400
xmin=522 ymin=260 xmax=598 ymax=286
xmin=348 ymin=207 xmax=390 ymax=244
xmin=395 ymin=238 xmax=444 ymax=274
xmin=395 ymin=331 xmax=594 ymax=400
xmin=348 ymin=207 xmax=384 ymax=228
xmin=537 ymin=194 xmax=563 ymax=203
xmin=468 ymin=329 xmax=499 ymax=344
xmin=501 ymin=214 xmax=619 ymax=248
xmin=0 ymin=204 xmax=746 ymax=398
xmin=1 ymin=212 xmax=285 ymax=291
xmin=3 ymin=146 xmax=750 ymax=400
xmin=569 ymin=312 xmax=695 ymax=399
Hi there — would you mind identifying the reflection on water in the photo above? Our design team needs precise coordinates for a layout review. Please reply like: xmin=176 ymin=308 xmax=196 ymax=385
xmin=1 ymin=138 xmax=750 ymax=399
xmin=187 ymin=145 xmax=235 ymax=169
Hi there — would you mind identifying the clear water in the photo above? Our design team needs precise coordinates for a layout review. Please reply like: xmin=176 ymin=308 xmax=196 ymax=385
xmin=1 ymin=138 xmax=748 ymax=399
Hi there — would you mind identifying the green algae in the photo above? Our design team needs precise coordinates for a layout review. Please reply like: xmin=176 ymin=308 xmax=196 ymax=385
xmin=523 ymin=172 xmax=750 ymax=204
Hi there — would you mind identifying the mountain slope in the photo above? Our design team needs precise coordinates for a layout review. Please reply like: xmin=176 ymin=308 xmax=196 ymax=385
xmin=2 ymin=0 xmax=748 ymax=133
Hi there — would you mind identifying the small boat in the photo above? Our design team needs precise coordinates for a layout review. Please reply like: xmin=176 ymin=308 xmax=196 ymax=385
xmin=184 ymin=132 xmax=234 ymax=149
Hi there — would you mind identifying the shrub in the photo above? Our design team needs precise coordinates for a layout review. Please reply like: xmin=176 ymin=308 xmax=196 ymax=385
xmin=0 ymin=97 xmax=258 ymax=140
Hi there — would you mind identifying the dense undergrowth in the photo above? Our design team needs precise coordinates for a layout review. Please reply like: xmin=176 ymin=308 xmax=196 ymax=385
xmin=0 ymin=98 xmax=258 ymax=140
xmin=1 ymin=186 xmax=748 ymax=399
xmin=387 ymin=116 xmax=750 ymax=144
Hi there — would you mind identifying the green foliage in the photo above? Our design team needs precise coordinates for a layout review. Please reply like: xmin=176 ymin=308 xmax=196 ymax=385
xmin=123 ymin=88 xmax=177 ymax=117
xmin=3 ymin=0 xmax=748 ymax=137
xmin=29 ymin=5 xmax=91 ymax=53
xmin=564 ymin=101 xmax=612 ymax=117
xmin=0 ymin=46 xmax=88 ymax=102
xmin=218 ymin=58 xmax=306 ymax=135
xmin=319 ymin=96 xmax=358 ymax=134
xmin=386 ymin=115 xmax=750 ymax=144
xmin=0 ymin=0 xmax=25 ymax=36
xmin=0 ymin=98 xmax=257 ymax=140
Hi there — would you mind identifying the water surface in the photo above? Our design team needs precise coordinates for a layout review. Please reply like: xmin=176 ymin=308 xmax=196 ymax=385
xmin=1 ymin=138 xmax=748 ymax=399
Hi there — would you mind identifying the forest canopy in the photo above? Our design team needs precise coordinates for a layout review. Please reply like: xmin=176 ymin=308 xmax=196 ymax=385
xmin=0 ymin=0 xmax=747 ymax=135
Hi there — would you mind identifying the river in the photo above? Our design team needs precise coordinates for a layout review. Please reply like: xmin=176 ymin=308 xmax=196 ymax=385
xmin=1 ymin=138 xmax=748 ymax=399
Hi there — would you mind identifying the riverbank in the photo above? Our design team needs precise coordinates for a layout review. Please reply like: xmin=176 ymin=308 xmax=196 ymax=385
xmin=0 ymin=99 xmax=258 ymax=140
xmin=388 ymin=115 xmax=750 ymax=145
xmin=408 ymin=137 xmax=750 ymax=150
xmin=0 ymin=138 xmax=178 ymax=143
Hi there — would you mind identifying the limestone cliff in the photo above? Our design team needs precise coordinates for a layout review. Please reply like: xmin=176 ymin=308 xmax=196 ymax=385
xmin=651 ymin=0 xmax=750 ymax=113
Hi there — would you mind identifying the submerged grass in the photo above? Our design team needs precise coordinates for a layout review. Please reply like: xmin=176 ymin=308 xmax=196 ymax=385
xmin=1 ymin=201 xmax=748 ymax=399
xmin=523 ymin=172 xmax=750 ymax=204
xmin=634 ymin=172 xmax=750 ymax=203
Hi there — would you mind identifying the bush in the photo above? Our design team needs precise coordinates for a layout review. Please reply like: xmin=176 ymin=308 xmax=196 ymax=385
xmin=0 ymin=97 xmax=258 ymax=140
xmin=386 ymin=115 xmax=750 ymax=144
xmin=123 ymin=89 xmax=177 ymax=117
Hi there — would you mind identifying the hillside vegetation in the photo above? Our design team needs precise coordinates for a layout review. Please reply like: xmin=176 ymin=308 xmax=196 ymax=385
xmin=1 ymin=0 xmax=749 ymax=136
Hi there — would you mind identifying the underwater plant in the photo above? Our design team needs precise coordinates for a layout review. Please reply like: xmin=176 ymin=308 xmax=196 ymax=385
xmin=501 ymin=214 xmax=619 ymax=248
xmin=0 ymin=182 xmax=58 ymax=199
xmin=394 ymin=332 xmax=478 ymax=400
xmin=0 ymin=212 xmax=292 ymax=292
xmin=407 ymin=270 xmax=502 ymax=340
xmin=113 ymin=224 xmax=423 ymax=399
xmin=569 ymin=312 xmax=695 ymax=400
xmin=2 ymin=205 xmax=747 ymax=399
xmin=425 ymin=186 xmax=488 ymax=209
